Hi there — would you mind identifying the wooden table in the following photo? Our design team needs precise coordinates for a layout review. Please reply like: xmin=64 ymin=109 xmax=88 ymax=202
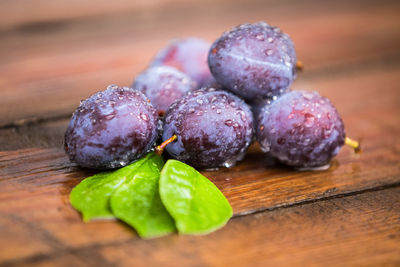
xmin=1 ymin=0 xmax=399 ymax=266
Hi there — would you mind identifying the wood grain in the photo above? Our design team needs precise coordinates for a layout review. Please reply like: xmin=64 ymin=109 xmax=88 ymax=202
xmin=1 ymin=184 xmax=399 ymax=266
xmin=1 ymin=55 xmax=399 ymax=150
xmin=1 ymin=0 xmax=399 ymax=265
xmin=0 ymin=57 xmax=399 ymax=211
xmin=1 ymin=60 xmax=398 ymax=265
xmin=0 ymin=0 xmax=197 ymax=31
xmin=0 ymin=0 xmax=394 ymax=31
xmin=97 ymin=188 xmax=400 ymax=267
xmin=0 ymin=0 xmax=399 ymax=126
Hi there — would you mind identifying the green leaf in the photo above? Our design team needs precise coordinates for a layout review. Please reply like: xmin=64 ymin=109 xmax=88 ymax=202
xmin=70 ymin=153 xmax=156 ymax=222
xmin=159 ymin=160 xmax=233 ymax=235
xmin=110 ymin=153 xmax=176 ymax=238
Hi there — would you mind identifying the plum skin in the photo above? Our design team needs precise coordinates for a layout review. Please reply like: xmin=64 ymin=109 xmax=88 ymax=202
xmin=151 ymin=38 xmax=215 ymax=88
xmin=162 ymin=87 xmax=254 ymax=169
xmin=256 ymin=90 xmax=345 ymax=168
xmin=132 ymin=66 xmax=197 ymax=116
xmin=208 ymin=22 xmax=297 ymax=100
xmin=64 ymin=85 xmax=159 ymax=169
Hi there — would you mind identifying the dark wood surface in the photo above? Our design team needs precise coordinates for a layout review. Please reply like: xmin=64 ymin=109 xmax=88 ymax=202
xmin=1 ymin=0 xmax=400 ymax=266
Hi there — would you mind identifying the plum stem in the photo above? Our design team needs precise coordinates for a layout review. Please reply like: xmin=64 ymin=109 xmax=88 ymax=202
xmin=155 ymin=134 xmax=177 ymax=156
xmin=345 ymin=137 xmax=361 ymax=154
xmin=296 ymin=61 xmax=304 ymax=71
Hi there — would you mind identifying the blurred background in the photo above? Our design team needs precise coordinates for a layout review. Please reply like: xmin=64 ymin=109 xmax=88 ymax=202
xmin=0 ymin=0 xmax=399 ymax=148
xmin=1 ymin=2 xmax=400 ymax=265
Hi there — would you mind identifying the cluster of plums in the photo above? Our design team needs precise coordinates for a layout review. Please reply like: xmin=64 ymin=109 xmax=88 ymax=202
xmin=65 ymin=22 xmax=346 ymax=170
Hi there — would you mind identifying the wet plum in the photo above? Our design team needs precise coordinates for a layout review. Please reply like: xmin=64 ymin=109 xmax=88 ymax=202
xmin=151 ymin=38 xmax=215 ymax=88
xmin=162 ymin=87 xmax=254 ymax=169
xmin=256 ymin=90 xmax=345 ymax=169
xmin=64 ymin=84 xmax=159 ymax=169
xmin=208 ymin=22 xmax=297 ymax=100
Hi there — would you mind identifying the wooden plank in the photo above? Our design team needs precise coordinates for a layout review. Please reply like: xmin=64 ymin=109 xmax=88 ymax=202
xmin=0 ymin=61 xmax=398 ymax=201
xmin=0 ymin=0 xmax=399 ymax=126
xmin=1 ymin=185 xmax=399 ymax=266
xmin=0 ymin=0 xmax=392 ymax=31
xmin=0 ymin=0 xmax=192 ymax=31
xmin=1 ymin=53 xmax=399 ymax=150
xmin=0 ymin=59 xmax=399 ymax=215
xmin=95 ymin=187 xmax=400 ymax=267
xmin=1 ymin=1 xmax=398 ymax=265
xmin=0 ymin=65 xmax=398 ymax=265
